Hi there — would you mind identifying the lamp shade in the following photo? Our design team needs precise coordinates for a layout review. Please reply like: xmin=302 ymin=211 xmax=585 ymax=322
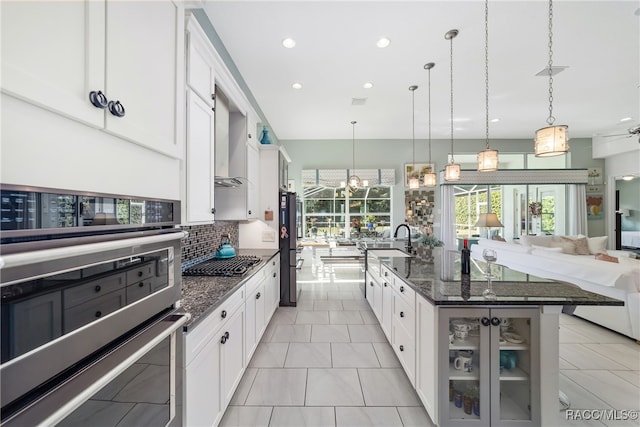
xmin=445 ymin=163 xmax=461 ymax=181
xmin=534 ymin=125 xmax=569 ymax=157
xmin=474 ymin=213 xmax=504 ymax=228
xmin=423 ymin=172 xmax=437 ymax=187
xmin=409 ymin=177 xmax=420 ymax=189
xmin=478 ymin=148 xmax=499 ymax=172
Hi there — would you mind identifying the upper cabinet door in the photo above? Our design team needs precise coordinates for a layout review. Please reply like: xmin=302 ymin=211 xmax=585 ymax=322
xmin=187 ymin=20 xmax=216 ymax=107
xmin=1 ymin=0 xmax=105 ymax=128
xmin=1 ymin=0 xmax=184 ymax=160
xmin=104 ymin=0 xmax=184 ymax=159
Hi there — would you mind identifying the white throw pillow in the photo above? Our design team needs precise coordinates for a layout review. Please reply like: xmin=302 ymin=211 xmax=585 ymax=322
xmin=587 ymin=236 xmax=608 ymax=254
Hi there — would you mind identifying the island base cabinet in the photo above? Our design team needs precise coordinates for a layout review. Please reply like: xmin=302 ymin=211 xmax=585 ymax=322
xmin=438 ymin=307 xmax=540 ymax=427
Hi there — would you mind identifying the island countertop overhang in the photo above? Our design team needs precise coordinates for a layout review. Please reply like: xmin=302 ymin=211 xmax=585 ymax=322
xmin=363 ymin=244 xmax=624 ymax=307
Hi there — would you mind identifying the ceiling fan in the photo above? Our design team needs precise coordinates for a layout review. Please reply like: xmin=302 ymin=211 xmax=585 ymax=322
xmin=602 ymin=124 xmax=640 ymax=143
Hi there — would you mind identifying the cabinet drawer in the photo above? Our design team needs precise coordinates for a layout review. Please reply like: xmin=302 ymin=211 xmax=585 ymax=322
xmin=125 ymin=261 xmax=155 ymax=284
xmin=63 ymin=289 xmax=126 ymax=333
xmin=63 ymin=273 xmax=126 ymax=308
xmin=394 ymin=279 xmax=415 ymax=307
xmin=367 ymin=259 xmax=381 ymax=280
xmin=393 ymin=294 xmax=415 ymax=338
xmin=393 ymin=320 xmax=416 ymax=386
xmin=381 ymin=265 xmax=394 ymax=283
xmin=185 ymin=285 xmax=245 ymax=364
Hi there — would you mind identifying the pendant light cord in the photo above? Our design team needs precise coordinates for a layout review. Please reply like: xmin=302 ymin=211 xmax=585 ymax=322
xmin=484 ymin=0 xmax=490 ymax=149
xmin=547 ymin=0 xmax=555 ymax=126
xmin=449 ymin=32 xmax=455 ymax=164
xmin=428 ymin=68 xmax=432 ymax=164
xmin=412 ymin=87 xmax=416 ymax=170
xmin=351 ymin=120 xmax=356 ymax=172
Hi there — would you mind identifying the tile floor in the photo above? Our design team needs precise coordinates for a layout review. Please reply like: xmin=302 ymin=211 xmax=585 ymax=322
xmin=220 ymin=248 xmax=640 ymax=427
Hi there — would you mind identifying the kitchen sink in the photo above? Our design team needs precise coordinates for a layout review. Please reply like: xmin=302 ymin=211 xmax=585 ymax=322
xmin=367 ymin=249 xmax=412 ymax=258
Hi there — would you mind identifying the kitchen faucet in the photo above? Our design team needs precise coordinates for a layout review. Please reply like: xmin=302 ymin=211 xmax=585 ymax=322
xmin=393 ymin=224 xmax=412 ymax=254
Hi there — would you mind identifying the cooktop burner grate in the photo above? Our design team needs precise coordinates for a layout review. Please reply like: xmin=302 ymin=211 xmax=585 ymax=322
xmin=183 ymin=255 xmax=262 ymax=277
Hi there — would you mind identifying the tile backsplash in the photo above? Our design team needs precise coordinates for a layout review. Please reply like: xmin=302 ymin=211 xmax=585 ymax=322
xmin=180 ymin=222 xmax=239 ymax=269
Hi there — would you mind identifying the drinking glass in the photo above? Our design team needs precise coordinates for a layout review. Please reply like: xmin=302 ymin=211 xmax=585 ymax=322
xmin=482 ymin=248 xmax=497 ymax=299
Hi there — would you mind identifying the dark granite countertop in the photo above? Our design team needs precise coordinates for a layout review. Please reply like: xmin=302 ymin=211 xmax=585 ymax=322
xmin=363 ymin=244 xmax=624 ymax=307
xmin=180 ymin=249 xmax=279 ymax=330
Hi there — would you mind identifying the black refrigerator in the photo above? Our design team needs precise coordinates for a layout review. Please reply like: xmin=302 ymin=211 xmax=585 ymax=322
xmin=279 ymin=191 xmax=297 ymax=306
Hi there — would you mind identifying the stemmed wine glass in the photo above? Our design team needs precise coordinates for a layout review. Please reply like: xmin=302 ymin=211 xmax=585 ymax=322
xmin=482 ymin=248 xmax=497 ymax=299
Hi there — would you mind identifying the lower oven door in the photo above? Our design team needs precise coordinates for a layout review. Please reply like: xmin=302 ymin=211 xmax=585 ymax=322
xmin=1 ymin=312 xmax=189 ymax=427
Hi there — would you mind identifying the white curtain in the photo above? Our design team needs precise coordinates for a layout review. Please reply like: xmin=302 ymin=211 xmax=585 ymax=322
xmin=568 ymin=184 xmax=588 ymax=236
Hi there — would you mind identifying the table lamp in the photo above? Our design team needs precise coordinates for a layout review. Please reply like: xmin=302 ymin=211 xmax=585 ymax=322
xmin=475 ymin=213 xmax=504 ymax=239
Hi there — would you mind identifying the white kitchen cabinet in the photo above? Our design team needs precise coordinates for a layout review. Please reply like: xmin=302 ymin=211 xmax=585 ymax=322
xmin=264 ymin=257 xmax=281 ymax=320
xmin=438 ymin=308 xmax=540 ymax=427
xmin=380 ymin=266 xmax=394 ymax=341
xmin=245 ymin=271 xmax=267 ymax=365
xmin=391 ymin=279 xmax=416 ymax=387
xmin=184 ymin=285 xmax=245 ymax=427
xmin=185 ymin=90 xmax=215 ymax=223
xmin=1 ymin=0 xmax=184 ymax=159
xmin=416 ymin=295 xmax=438 ymax=423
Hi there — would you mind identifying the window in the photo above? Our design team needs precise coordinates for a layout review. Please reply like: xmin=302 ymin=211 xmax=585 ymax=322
xmin=302 ymin=185 xmax=392 ymax=239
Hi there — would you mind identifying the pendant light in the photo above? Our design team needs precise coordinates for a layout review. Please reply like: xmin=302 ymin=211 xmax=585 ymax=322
xmin=534 ymin=0 xmax=569 ymax=157
xmin=343 ymin=121 xmax=367 ymax=190
xmin=477 ymin=0 xmax=499 ymax=172
xmin=444 ymin=29 xmax=461 ymax=182
xmin=409 ymin=85 xmax=420 ymax=189
xmin=423 ymin=62 xmax=437 ymax=187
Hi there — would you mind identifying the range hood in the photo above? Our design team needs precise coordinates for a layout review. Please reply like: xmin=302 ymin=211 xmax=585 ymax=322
xmin=214 ymin=86 xmax=245 ymax=188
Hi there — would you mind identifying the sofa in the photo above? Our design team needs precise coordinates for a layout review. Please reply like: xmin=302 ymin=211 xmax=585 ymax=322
xmin=470 ymin=235 xmax=640 ymax=341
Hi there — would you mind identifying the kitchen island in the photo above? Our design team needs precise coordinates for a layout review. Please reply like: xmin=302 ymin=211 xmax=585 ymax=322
xmin=362 ymin=243 xmax=623 ymax=427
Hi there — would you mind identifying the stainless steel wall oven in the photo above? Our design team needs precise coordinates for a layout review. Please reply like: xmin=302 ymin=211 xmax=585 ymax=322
xmin=0 ymin=185 xmax=188 ymax=426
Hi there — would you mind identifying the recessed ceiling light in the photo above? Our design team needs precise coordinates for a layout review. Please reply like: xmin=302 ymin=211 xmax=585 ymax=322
xmin=620 ymin=117 xmax=633 ymax=122
xmin=490 ymin=118 xmax=500 ymax=123
xmin=622 ymin=175 xmax=635 ymax=181
xmin=282 ymin=38 xmax=296 ymax=48
xmin=363 ymin=82 xmax=374 ymax=89
xmin=291 ymin=82 xmax=303 ymax=90
xmin=376 ymin=37 xmax=391 ymax=48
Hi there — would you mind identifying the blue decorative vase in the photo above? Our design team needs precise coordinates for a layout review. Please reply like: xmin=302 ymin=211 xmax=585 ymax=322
xmin=259 ymin=126 xmax=272 ymax=144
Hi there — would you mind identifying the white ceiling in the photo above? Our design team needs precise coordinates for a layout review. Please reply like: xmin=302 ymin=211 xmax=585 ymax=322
xmin=202 ymin=1 xmax=640 ymax=142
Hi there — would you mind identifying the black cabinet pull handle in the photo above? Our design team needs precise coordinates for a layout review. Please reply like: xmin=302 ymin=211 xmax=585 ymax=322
xmin=400 ymin=286 xmax=405 ymax=293
xmin=399 ymin=345 xmax=404 ymax=352
xmin=211 ymin=208 xmax=216 ymax=214
xmin=400 ymin=311 xmax=405 ymax=318
xmin=384 ymin=282 xmax=388 ymax=287
xmin=107 ymin=100 xmax=126 ymax=117
xmin=491 ymin=317 xmax=501 ymax=326
xmin=138 ymin=282 xmax=144 ymax=287
xmin=256 ymin=292 xmax=261 ymax=299
xmin=273 ymin=273 xmax=277 ymax=277
xmin=138 ymin=271 xmax=143 ymax=277
xmin=384 ymin=271 xmax=388 ymax=277
xmin=89 ymin=90 xmax=108 ymax=108
xmin=481 ymin=317 xmax=491 ymax=326
xmin=95 ymin=285 xmax=101 ymax=292
xmin=370 ymin=281 xmax=374 ymax=287
xmin=224 ymin=331 xmax=229 ymax=339
xmin=273 ymin=261 xmax=276 ymax=266
xmin=220 ymin=335 xmax=227 ymax=344
xmin=248 ymin=210 xmax=252 ymax=215
xmin=95 ymin=311 xmax=102 ymax=318
xmin=221 ymin=310 xmax=227 ymax=319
